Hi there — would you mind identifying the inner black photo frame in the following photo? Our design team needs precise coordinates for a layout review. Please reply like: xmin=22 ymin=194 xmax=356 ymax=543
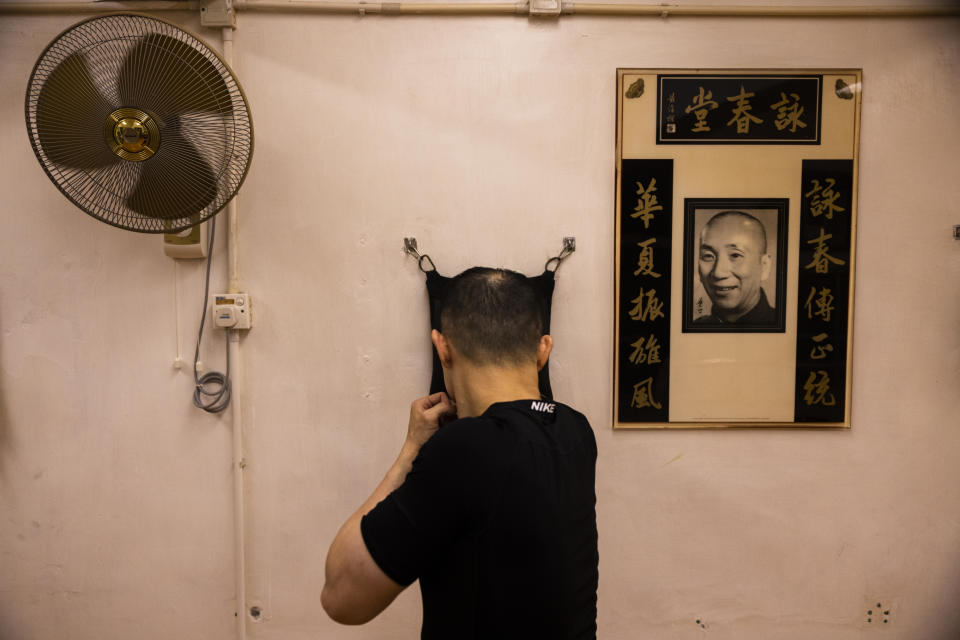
xmin=682 ymin=198 xmax=789 ymax=333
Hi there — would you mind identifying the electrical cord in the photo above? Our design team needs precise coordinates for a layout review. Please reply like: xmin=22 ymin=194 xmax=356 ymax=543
xmin=193 ymin=217 xmax=231 ymax=413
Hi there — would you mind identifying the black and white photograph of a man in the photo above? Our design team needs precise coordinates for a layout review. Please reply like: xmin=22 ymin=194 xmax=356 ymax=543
xmin=683 ymin=199 xmax=788 ymax=333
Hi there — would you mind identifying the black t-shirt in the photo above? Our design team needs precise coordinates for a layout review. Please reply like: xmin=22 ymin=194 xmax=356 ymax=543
xmin=361 ymin=399 xmax=598 ymax=640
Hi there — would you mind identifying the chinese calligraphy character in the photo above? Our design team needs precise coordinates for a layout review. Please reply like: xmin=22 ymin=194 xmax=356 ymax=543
xmin=628 ymin=288 xmax=665 ymax=323
xmin=803 ymin=286 xmax=835 ymax=322
xmin=628 ymin=335 xmax=662 ymax=365
xmin=810 ymin=333 xmax=834 ymax=360
xmin=633 ymin=238 xmax=661 ymax=278
xmin=770 ymin=92 xmax=807 ymax=133
xmin=630 ymin=377 xmax=662 ymax=410
xmin=683 ymin=86 xmax=719 ymax=133
xmin=803 ymin=370 xmax=836 ymax=406
xmin=805 ymin=178 xmax=845 ymax=219
xmin=726 ymin=84 xmax=763 ymax=134
xmin=630 ymin=179 xmax=664 ymax=229
xmin=804 ymin=228 xmax=846 ymax=274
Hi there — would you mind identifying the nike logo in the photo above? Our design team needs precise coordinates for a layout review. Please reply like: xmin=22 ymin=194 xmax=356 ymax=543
xmin=530 ymin=401 xmax=555 ymax=413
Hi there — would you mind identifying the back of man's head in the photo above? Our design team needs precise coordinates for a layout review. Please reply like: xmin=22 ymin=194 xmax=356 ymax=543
xmin=440 ymin=267 xmax=543 ymax=367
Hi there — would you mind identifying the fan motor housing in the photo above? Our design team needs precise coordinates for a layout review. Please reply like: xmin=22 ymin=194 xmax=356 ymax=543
xmin=105 ymin=107 xmax=159 ymax=161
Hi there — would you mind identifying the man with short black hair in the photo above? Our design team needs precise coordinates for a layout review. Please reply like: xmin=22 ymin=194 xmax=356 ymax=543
xmin=322 ymin=267 xmax=599 ymax=639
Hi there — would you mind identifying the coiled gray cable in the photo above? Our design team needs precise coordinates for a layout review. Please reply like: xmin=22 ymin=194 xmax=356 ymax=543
xmin=193 ymin=217 xmax=231 ymax=413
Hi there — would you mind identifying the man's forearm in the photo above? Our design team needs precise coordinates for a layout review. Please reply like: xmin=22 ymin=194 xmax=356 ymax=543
xmin=322 ymin=394 xmax=453 ymax=625
xmin=324 ymin=441 xmax=420 ymax=590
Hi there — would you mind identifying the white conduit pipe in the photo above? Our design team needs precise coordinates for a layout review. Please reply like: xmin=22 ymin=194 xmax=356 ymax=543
xmin=562 ymin=2 xmax=960 ymax=16
xmin=1 ymin=1 xmax=958 ymax=16
xmin=236 ymin=1 xmax=527 ymax=14
xmin=221 ymin=25 xmax=248 ymax=640
xmin=234 ymin=0 xmax=960 ymax=16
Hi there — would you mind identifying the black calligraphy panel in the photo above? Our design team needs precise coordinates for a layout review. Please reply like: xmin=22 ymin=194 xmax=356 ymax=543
xmin=794 ymin=160 xmax=853 ymax=422
xmin=657 ymin=75 xmax=822 ymax=144
xmin=617 ymin=159 xmax=672 ymax=423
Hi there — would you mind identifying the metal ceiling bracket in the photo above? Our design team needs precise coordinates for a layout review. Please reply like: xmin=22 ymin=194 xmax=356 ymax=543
xmin=403 ymin=237 xmax=419 ymax=257
xmin=201 ymin=0 xmax=236 ymax=28
xmin=529 ymin=0 xmax=561 ymax=18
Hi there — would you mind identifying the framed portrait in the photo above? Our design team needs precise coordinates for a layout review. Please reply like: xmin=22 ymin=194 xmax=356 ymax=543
xmin=614 ymin=69 xmax=861 ymax=429
xmin=682 ymin=198 xmax=788 ymax=333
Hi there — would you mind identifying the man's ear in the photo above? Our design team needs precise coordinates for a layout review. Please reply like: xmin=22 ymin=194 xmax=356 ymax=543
xmin=432 ymin=330 xmax=454 ymax=368
xmin=760 ymin=253 xmax=772 ymax=282
xmin=536 ymin=335 xmax=554 ymax=371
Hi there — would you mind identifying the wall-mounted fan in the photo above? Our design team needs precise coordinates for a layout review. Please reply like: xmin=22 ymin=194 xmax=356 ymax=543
xmin=25 ymin=13 xmax=253 ymax=233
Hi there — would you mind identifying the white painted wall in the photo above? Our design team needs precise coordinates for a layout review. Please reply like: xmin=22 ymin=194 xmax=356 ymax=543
xmin=1 ymin=7 xmax=958 ymax=640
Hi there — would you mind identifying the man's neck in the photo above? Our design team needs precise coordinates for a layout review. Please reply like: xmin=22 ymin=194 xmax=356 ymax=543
xmin=452 ymin=362 xmax=542 ymax=419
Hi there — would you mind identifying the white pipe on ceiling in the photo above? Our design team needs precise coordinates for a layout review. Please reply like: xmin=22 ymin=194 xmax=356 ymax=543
xmin=236 ymin=0 xmax=527 ymax=14
xmin=562 ymin=2 xmax=960 ymax=16
xmin=1 ymin=1 xmax=958 ymax=16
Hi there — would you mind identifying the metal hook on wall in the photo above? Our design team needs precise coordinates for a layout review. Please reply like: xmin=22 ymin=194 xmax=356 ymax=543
xmin=545 ymin=236 xmax=576 ymax=272
xmin=403 ymin=237 xmax=436 ymax=273
xmin=405 ymin=236 xmax=573 ymax=273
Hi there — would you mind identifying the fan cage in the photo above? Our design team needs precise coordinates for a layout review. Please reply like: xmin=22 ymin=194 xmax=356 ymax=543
xmin=25 ymin=13 xmax=253 ymax=233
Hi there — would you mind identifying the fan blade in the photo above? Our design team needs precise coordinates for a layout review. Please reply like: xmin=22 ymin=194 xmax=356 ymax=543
xmin=126 ymin=123 xmax=218 ymax=219
xmin=117 ymin=32 xmax=233 ymax=117
xmin=35 ymin=53 xmax=119 ymax=170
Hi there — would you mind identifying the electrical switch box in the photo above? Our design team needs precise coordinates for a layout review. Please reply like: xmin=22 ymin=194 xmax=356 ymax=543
xmin=200 ymin=0 xmax=237 ymax=28
xmin=212 ymin=293 xmax=251 ymax=330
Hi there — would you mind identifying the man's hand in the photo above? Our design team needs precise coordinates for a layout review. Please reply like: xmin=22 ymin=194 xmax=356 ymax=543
xmin=406 ymin=392 xmax=456 ymax=450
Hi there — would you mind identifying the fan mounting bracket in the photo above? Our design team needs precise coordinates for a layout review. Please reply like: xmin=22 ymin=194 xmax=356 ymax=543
xmin=201 ymin=0 xmax=237 ymax=28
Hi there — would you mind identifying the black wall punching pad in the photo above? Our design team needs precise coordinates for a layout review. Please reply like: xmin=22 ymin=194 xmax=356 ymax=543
xmin=424 ymin=268 xmax=556 ymax=399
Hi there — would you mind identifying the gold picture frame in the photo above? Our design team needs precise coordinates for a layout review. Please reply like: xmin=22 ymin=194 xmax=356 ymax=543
xmin=614 ymin=69 xmax=861 ymax=429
